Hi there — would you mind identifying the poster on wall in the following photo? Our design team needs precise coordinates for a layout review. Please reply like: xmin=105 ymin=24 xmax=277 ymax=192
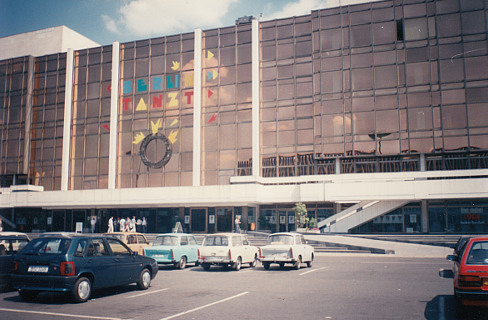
xmin=209 ymin=215 xmax=215 ymax=224
xmin=184 ymin=216 xmax=190 ymax=224
xmin=280 ymin=216 xmax=286 ymax=224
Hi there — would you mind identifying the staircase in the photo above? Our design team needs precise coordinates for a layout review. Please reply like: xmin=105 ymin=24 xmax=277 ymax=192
xmin=318 ymin=200 xmax=410 ymax=233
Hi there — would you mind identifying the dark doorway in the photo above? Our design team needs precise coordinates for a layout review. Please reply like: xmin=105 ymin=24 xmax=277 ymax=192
xmin=190 ymin=209 xmax=207 ymax=232
xmin=217 ymin=208 xmax=233 ymax=232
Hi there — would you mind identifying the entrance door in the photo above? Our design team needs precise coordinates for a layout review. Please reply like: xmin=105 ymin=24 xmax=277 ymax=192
xmin=190 ymin=209 xmax=207 ymax=233
xmin=279 ymin=210 xmax=295 ymax=232
xmin=73 ymin=210 xmax=87 ymax=232
xmin=217 ymin=208 xmax=233 ymax=232
xmin=52 ymin=211 xmax=65 ymax=231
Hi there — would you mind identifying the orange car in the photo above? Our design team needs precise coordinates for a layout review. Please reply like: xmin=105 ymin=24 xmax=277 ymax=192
xmin=441 ymin=236 xmax=488 ymax=309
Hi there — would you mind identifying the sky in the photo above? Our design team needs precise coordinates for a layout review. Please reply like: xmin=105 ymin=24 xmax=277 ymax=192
xmin=0 ymin=0 xmax=349 ymax=46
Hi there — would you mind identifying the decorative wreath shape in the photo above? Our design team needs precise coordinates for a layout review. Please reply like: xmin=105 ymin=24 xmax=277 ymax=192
xmin=139 ymin=133 xmax=172 ymax=169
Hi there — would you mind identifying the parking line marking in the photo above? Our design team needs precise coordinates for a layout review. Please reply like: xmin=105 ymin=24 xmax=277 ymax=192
xmin=0 ymin=308 xmax=122 ymax=320
xmin=159 ymin=291 xmax=249 ymax=320
xmin=299 ymin=267 xmax=327 ymax=276
xmin=127 ymin=287 xmax=169 ymax=298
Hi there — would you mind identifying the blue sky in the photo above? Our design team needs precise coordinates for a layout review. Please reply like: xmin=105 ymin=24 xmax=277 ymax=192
xmin=0 ymin=0 xmax=342 ymax=45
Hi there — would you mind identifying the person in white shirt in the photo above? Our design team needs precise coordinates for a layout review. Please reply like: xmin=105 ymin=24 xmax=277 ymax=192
xmin=107 ymin=216 xmax=114 ymax=233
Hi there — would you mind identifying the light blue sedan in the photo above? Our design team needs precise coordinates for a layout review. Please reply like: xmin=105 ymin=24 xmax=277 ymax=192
xmin=143 ymin=233 xmax=199 ymax=269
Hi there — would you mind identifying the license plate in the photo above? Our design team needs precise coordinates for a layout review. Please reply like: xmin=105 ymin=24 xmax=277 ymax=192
xmin=28 ymin=266 xmax=49 ymax=273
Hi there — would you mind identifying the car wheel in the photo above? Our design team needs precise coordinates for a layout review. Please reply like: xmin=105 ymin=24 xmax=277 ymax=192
xmin=307 ymin=254 xmax=314 ymax=268
xmin=136 ymin=268 xmax=151 ymax=290
xmin=72 ymin=277 xmax=91 ymax=303
xmin=263 ymin=262 xmax=270 ymax=270
xmin=233 ymin=257 xmax=242 ymax=271
xmin=250 ymin=255 xmax=258 ymax=268
xmin=19 ymin=289 xmax=38 ymax=301
xmin=176 ymin=256 xmax=187 ymax=269
xmin=293 ymin=256 xmax=302 ymax=270
xmin=202 ymin=263 xmax=211 ymax=271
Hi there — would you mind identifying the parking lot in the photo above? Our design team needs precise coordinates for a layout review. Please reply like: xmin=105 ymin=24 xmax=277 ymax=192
xmin=3 ymin=254 xmax=487 ymax=320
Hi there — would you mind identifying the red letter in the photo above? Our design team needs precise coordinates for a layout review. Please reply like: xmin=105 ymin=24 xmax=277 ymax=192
xmin=122 ymin=97 xmax=131 ymax=111
xmin=152 ymin=94 xmax=163 ymax=108
xmin=184 ymin=91 xmax=194 ymax=104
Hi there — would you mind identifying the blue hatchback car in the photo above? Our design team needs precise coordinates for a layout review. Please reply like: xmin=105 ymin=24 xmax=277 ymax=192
xmin=144 ymin=233 xmax=200 ymax=269
xmin=12 ymin=234 xmax=158 ymax=302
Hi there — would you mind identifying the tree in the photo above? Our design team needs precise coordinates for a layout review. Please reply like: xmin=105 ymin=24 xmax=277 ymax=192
xmin=293 ymin=202 xmax=309 ymax=229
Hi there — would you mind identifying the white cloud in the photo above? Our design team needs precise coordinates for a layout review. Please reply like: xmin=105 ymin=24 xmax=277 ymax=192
xmin=264 ymin=0 xmax=381 ymax=20
xmin=265 ymin=0 xmax=326 ymax=20
xmin=104 ymin=0 xmax=238 ymax=38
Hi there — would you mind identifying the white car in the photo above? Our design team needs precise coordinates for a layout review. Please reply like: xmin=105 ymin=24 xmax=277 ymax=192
xmin=259 ymin=232 xmax=314 ymax=270
xmin=199 ymin=233 xmax=259 ymax=271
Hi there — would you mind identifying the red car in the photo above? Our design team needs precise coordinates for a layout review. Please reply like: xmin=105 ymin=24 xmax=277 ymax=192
xmin=440 ymin=236 xmax=488 ymax=308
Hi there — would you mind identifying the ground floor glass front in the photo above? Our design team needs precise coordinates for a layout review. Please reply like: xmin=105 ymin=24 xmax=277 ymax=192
xmin=1 ymin=199 xmax=487 ymax=234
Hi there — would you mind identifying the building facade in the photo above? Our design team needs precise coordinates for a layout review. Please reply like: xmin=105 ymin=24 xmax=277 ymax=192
xmin=1 ymin=0 xmax=488 ymax=234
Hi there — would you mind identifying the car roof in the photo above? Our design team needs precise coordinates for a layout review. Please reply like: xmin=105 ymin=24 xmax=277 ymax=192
xmin=104 ymin=232 xmax=145 ymax=236
xmin=0 ymin=232 xmax=30 ymax=238
xmin=205 ymin=233 xmax=243 ymax=237
xmin=38 ymin=232 xmax=80 ymax=237
xmin=467 ymin=236 xmax=488 ymax=242
xmin=156 ymin=233 xmax=194 ymax=237
xmin=268 ymin=232 xmax=299 ymax=236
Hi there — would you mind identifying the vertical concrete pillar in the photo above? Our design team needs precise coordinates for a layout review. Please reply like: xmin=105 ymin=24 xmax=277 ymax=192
xmin=335 ymin=157 xmax=341 ymax=174
xmin=421 ymin=200 xmax=429 ymax=233
xmin=334 ymin=202 xmax=342 ymax=214
xmin=193 ymin=29 xmax=202 ymax=187
xmin=252 ymin=19 xmax=260 ymax=178
xmin=108 ymin=42 xmax=120 ymax=189
xmin=61 ymin=48 xmax=74 ymax=191
xmin=23 ymin=56 xmax=35 ymax=175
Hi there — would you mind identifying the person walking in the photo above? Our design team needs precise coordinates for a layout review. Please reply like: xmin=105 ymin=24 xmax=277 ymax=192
xmin=125 ymin=217 xmax=131 ymax=232
xmin=119 ymin=217 xmax=126 ymax=232
xmin=90 ymin=216 xmax=96 ymax=233
xmin=130 ymin=216 xmax=137 ymax=232
xmin=107 ymin=216 xmax=114 ymax=233
xmin=234 ymin=216 xmax=241 ymax=233
xmin=142 ymin=217 xmax=147 ymax=233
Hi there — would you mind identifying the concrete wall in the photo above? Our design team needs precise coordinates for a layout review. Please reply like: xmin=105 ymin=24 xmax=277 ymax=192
xmin=0 ymin=26 xmax=99 ymax=60
xmin=1 ymin=169 xmax=488 ymax=209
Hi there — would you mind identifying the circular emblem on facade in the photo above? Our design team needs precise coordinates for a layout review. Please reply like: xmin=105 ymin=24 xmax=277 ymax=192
xmin=139 ymin=133 xmax=172 ymax=169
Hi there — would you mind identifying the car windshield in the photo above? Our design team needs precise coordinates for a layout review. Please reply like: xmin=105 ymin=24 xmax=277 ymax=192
xmin=203 ymin=236 xmax=228 ymax=246
xmin=466 ymin=241 xmax=488 ymax=265
xmin=267 ymin=235 xmax=294 ymax=245
xmin=21 ymin=238 xmax=72 ymax=255
xmin=154 ymin=236 xmax=178 ymax=246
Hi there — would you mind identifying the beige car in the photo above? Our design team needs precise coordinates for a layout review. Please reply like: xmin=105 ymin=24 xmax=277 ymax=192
xmin=198 ymin=233 xmax=259 ymax=271
xmin=104 ymin=232 xmax=151 ymax=255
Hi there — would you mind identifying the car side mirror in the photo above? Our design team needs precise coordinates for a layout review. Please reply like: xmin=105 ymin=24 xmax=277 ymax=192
xmin=446 ymin=254 xmax=456 ymax=261
xmin=439 ymin=269 xmax=454 ymax=279
xmin=243 ymin=241 xmax=249 ymax=245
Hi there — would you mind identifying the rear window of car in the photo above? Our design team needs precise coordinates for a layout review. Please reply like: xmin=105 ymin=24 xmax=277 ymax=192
xmin=155 ymin=236 xmax=178 ymax=246
xmin=21 ymin=238 xmax=72 ymax=255
xmin=267 ymin=235 xmax=293 ymax=245
xmin=203 ymin=236 xmax=229 ymax=246
xmin=466 ymin=241 xmax=488 ymax=265
xmin=0 ymin=238 xmax=29 ymax=254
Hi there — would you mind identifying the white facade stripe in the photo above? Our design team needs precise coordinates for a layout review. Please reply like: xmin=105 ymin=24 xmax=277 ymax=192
xmin=109 ymin=42 xmax=120 ymax=189
xmin=61 ymin=48 xmax=74 ymax=191
xmin=193 ymin=29 xmax=203 ymax=187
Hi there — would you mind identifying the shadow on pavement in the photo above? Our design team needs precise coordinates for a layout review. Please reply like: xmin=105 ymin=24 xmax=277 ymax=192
xmin=424 ymin=295 xmax=488 ymax=320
